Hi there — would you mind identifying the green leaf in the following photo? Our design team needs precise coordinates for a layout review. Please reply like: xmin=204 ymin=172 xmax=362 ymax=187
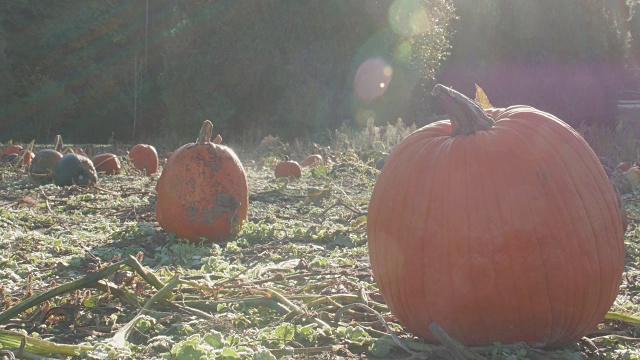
xmin=308 ymin=257 xmax=329 ymax=269
xmin=274 ymin=324 xmax=295 ymax=342
xmin=368 ymin=337 xmax=391 ymax=357
xmin=203 ymin=331 xmax=226 ymax=349
xmin=332 ymin=235 xmax=355 ymax=248
xmin=82 ymin=295 xmax=99 ymax=308
xmin=171 ymin=335 xmax=208 ymax=360
xmin=134 ymin=316 xmax=155 ymax=333
xmin=221 ymin=347 xmax=241 ymax=358
xmin=253 ymin=350 xmax=277 ymax=360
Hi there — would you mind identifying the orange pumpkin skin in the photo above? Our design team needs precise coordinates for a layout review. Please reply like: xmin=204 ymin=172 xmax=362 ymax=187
xmin=129 ymin=144 xmax=158 ymax=175
xmin=92 ymin=153 xmax=122 ymax=175
xmin=156 ymin=120 xmax=248 ymax=243
xmin=2 ymin=145 xmax=22 ymax=157
xmin=18 ymin=150 xmax=35 ymax=166
xmin=367 ymin=85 xmax=625 ymax=348
xmin=300 ymin=154 xmax=323 ymax=167
xmin=274 ymin=161 xmax=302 ymax=179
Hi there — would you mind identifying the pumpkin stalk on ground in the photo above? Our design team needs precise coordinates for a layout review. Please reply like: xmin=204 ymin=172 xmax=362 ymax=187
xmin=366 ymin=84 xmax=625 ymax=348
xmin=155 ymin=120 xmax=248 ymax=243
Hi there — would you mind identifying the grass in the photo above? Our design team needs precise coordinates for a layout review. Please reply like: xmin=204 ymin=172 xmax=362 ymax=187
xmin=0 ymin=121 xmax=639 ymax=359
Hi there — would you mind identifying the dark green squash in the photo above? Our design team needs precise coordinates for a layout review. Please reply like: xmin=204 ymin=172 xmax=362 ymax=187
xmin=30 ymin=149 xmax=63 ymax=182
xmin=53 ymin=153 xmax=98 ymax=186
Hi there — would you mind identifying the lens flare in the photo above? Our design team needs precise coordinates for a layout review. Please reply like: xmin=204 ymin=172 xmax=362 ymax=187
xmin=353 ymin=57 xmax=392 ymax=102
xmin=388 ymin=0 xmax=433 ymax=37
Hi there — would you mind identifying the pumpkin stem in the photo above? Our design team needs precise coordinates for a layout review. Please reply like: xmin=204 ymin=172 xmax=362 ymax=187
xmin=54 ymin=135 xmax=63 ymax=152
xmin=432 ymin=84 xmax=494 ymax=136
xmin=197 ymin=120 xmax=214 ymax=144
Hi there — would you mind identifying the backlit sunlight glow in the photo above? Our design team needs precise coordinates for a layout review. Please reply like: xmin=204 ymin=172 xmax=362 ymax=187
xmin=388 ymin=0 xmax=433 ymax=37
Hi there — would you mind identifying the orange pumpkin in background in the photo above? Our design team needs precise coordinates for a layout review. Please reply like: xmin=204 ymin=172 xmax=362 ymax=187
xmin=367 ymin=84 xmax=625 ymax=348
xmin=129 ymin=144 xmax=158 ymax=175
xmin=18 ymin=150 xmax=35 ymax=166
xmin=274 ymin=160 xmax=302 ymax=179
xmin=92 ymin=153 xmax=122 ymax=175
xmin=300 ymin=154 xmax=323 ymax=167
xmin=71 ymin=147 xmax=86 ymax=156
xmin=616 ymin=162 xmax=632 ymax=172
xmin=2 ymin=144 xmax=22 ymax=157
xmin=156 ymin=120 xmax=248 ymax=243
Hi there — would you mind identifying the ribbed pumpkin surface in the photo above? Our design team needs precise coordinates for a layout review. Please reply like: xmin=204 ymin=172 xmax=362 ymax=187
xmin=367 ymin=100 xmax=625 ymax=348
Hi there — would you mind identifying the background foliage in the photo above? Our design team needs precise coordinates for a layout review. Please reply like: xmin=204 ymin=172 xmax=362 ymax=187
xmin=0 ymin=0 xmax=455 ymax=145
xmin=438 ymin=0 xmax=635 ymax=129
xmin=0 ymin=0 xmax=639 ymax=145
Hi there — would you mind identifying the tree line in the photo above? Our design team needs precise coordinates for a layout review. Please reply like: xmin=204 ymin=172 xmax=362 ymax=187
xmin=0 ymin=1 xmax=637 ymax=146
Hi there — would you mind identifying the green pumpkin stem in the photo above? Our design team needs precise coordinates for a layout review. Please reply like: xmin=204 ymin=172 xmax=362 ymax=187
xmin=197 ymin=120 xmax=214 ymax=144
xmin=432 ymin=84 xmax=494 ymax=136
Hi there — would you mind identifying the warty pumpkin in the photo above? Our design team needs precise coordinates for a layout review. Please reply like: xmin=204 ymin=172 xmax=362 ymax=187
xmin=274 ymin=160 xmax=302 ymax=179
xmin=367 ymin=84 xmax=625 ymax=348
xmin=129 ymin=144 xmax=158 ymax=175
xmin=155 ymin=120 xmax=248 ymax=243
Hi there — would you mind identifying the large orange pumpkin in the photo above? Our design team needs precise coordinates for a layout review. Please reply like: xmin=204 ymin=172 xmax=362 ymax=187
xmin=129 ymin=144 xmax=158 ymax=175
xmin=156 ymin=120 xmax=248 ymax=243
xmin=367 ymin=85 xmax=625 ymax=348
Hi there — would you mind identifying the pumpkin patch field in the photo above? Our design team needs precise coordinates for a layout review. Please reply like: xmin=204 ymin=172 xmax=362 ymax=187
xmin=1 ymin=120 xmax=640 ymax=360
